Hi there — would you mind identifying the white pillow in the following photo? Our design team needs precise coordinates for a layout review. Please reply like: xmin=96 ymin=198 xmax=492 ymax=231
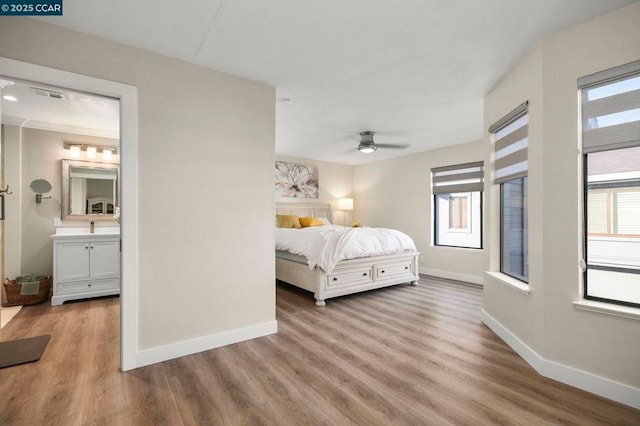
xmin=318 ymin=217 xmax=332 ymax=225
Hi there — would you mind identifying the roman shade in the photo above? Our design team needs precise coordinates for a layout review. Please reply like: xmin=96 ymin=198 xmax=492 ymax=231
xmin=490 ymin=101 xmax=529 ymax=184
xmin=579 ymin=59 xmax=640 ymax=154
xmin=431 ymin=161 xmax=484 ymax=194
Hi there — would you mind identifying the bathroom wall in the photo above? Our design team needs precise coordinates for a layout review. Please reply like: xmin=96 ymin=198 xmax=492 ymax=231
xmin=2 ymin=125 xmax=119 ymax=279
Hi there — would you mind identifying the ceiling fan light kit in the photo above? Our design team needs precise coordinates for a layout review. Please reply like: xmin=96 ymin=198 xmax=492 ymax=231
xmin=357 ymin=131 xmax=408 ymax=153
xmin=358 ymin=131 xmax=377 ymax=153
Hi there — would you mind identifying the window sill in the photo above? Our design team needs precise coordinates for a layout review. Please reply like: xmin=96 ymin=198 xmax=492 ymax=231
xmin=432 ymin=244 xmax=483 ymax=252
xmin=484 ymin=271 xmax=530 ymax=295
xmin=572 ymin=300 xmax=640 ymax=321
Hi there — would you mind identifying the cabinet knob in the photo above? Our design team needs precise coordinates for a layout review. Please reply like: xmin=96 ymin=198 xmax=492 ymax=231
xmin=381 ymin=270 xmax=386 ymax=274
xmin=332 ymin=277 xmax=338 ymax=281
xmin=85 ymin=246 xmax=89 ymax=249
xmin=362 ymin=272 xmax=368 ymax=276
xmin=404 ymin=266 xmax=408 ymax=270
xmin=88 ymin=284 xmax=92 ymax=287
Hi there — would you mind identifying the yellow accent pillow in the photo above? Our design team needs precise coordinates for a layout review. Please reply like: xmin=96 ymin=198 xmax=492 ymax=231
xmin=276 ymin=214 xmax=301 ymax=228
xmin=299 ymin=216 xmax=324 ymax=228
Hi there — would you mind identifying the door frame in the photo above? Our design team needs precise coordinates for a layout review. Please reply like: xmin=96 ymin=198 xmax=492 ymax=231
xmin=0 ymin=56 xmax=139 ymax=371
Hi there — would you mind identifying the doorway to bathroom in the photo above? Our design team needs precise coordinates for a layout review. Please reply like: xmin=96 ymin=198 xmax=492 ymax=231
xmin=0 ymin=57 xmax=139 ymax=371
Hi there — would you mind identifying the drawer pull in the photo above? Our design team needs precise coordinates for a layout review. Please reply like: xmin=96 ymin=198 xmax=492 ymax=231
xmin=333 ymin=277 xmax=338 ymax=282
xmin=404 ymin=266 xmax=409 ymax=270
xmin=381 ymin=270 xmax=386 ymax=274
xmin=88 ymin=284 xmax=92 ymax=287
xmin=362 ymin=272 xmax=368 ymax=276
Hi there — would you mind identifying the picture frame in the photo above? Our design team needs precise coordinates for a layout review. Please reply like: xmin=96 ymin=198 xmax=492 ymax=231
xmin=275 ymin=161 xmax=319 ymax=198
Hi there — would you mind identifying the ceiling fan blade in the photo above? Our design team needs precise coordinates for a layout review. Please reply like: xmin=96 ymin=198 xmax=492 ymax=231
xmin=375 ymin=143 xmax=409 ymax=149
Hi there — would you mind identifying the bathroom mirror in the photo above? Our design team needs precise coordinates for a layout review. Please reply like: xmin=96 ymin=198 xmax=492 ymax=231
xmin=61 ymin=159 xmax=119 ymax=221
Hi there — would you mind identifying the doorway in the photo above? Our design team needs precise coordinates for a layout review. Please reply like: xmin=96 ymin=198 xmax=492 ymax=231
xmin=0 ymin=56 xmax=138 ymax=371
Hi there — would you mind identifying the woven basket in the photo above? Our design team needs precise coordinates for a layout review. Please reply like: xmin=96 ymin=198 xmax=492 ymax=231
xmin=3 ymin=276 xmax=52 ymax=306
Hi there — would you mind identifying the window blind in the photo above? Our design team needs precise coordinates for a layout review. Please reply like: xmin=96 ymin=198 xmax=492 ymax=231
xmin=431 ymin=161 xmax=484 ymax=194
xmin=490 ymin=101 xmax=529 ymax=184
xmin=579 ymin=59 xmax=640 ymax=154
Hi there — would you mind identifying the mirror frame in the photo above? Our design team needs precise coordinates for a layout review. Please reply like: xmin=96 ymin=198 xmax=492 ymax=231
xmin=61 ymin=159 xmax=120 ymax=222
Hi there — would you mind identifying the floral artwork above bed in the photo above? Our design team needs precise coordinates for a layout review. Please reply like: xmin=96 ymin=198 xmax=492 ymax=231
xmin=275 ymin=161 xmax=319 ymax=198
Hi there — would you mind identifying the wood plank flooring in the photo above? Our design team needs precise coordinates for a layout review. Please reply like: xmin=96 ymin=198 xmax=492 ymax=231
xmin=0 ymin=277 xmax=638 ymax=425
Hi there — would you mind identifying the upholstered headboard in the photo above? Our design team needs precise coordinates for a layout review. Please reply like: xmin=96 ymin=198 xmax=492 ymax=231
xmin=275 ymin=202 xmax=332 ymax=224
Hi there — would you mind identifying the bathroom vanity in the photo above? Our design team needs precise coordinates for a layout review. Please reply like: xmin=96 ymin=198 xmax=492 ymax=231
xmin=51 ymin=233 xmax=120 ymax=306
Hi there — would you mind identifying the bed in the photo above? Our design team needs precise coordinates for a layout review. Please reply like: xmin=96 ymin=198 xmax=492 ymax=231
xmin=275 ymin=202 xmax=419 ymax=306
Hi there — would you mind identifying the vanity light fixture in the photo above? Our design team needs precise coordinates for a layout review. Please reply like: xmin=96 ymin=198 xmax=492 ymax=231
xmin=2 ymin=95 xmax=18 ymax=102
xmin=86 ymin=146 xmax=97 ymax=159
xmin=64 ymin=142 xmax=118 ymax=160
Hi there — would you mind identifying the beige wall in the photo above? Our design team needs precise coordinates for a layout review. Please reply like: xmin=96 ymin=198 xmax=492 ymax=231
xmin=0 ymin=17 xmax=275 ymax=350
xmin=2 ymin=125 xmax=21 ymax=285
xmin=484 ymin=2 xmax=640 ymax=388
xmin=276 ymin=155 xmax=354 ymax=224
xmin=354 ymin=140 xmax=486 ymax=282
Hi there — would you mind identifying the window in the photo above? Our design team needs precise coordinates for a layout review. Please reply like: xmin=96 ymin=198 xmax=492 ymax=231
xmin=432 ymin=162 xmax=483 ymax=249
xmin=580 ymin=60 xmax=640 ymax=308
xmin=490 ymin=102 xmax=529 ymax=283
xmin=501 ymin=177 xmax=528 ymax=282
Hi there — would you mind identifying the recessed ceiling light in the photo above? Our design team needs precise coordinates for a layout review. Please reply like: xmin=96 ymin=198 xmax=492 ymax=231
xmin=2 ymin=95 xmax=18 ymax=102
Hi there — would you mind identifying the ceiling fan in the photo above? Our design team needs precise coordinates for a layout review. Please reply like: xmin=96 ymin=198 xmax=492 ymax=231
xmin=357 ymin=131 xmax=409 ymax=153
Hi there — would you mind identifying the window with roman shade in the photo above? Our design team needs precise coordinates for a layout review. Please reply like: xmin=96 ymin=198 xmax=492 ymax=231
xmin=490 ymin=102 xmax=529 ymax=283
xmin=431 ymin=161 xmax=484 ymax=249
xmin=580 ymin=59 xmax=640 ymax=308
xmin=490 ymin=101 xmax=529 ymax=184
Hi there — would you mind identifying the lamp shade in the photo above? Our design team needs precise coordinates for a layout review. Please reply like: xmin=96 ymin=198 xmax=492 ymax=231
xmin=86 ymin=146 xmax=97 ymax=159
xmin=338 ymin=198 xmax=353 ymax=210
xmin=102 ymin=148 xmax=113 ymax=161
xmin=70 ymin=145 xmax=81 ymax=158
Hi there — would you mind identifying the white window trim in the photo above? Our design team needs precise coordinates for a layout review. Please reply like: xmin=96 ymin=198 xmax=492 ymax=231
xmin=573 ymin=300 xmax=640 ymax=321
xmin=485 ymin=271 xmax=530 ymax=295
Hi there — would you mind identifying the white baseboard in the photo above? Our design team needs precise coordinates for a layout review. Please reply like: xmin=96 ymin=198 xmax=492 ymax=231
xmin=135 ymin=320 xmax=278 ymax=368
xmin=481 ymin=310 xmax=640 ymax=410
xmin=419 ymin=267 xmax=484 ymax=286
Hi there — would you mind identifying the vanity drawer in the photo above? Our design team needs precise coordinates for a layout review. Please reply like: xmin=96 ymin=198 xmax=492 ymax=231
xmin=327 ymin=268 xmax=373 ymax=288
xmin=57 ymin=278 xmax=120 ymax=295
xmin=375 ymin=262 xmax=413 ymax=279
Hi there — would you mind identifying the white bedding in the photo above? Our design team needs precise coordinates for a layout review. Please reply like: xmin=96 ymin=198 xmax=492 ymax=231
xmin=276 ymin=225 xmax=417 ymax=272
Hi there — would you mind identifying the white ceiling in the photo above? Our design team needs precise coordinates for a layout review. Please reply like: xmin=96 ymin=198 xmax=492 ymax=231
xmin=1 ymin=80 xmax=120 ymax=139
xmin=5 ymin=0 xmax=634 ymax=164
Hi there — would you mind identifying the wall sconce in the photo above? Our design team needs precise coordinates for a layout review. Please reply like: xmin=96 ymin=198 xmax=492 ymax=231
xmin=64 ymin=142 xmax=118 ymax=161
xmin=30 ymin=179 xmax=52 ymax=204
xmin=338 ymin=198 xmax=353 ymax=226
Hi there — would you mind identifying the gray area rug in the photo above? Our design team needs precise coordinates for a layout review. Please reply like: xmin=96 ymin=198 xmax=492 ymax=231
xmin=0 ymin=335 xmax=51 ymax=369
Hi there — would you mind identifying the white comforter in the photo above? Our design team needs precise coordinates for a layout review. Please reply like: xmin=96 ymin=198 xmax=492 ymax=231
xmin=276 ymin=225 xmax=417 ymax=272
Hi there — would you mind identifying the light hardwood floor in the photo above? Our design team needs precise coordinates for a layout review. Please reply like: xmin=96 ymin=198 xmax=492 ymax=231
xmin=0 ymin=277 xmax=638 ymax=425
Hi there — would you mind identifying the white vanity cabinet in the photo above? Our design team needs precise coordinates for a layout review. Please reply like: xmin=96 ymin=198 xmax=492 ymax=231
xmin=51 ymin=234 xmax=120 ymax=306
